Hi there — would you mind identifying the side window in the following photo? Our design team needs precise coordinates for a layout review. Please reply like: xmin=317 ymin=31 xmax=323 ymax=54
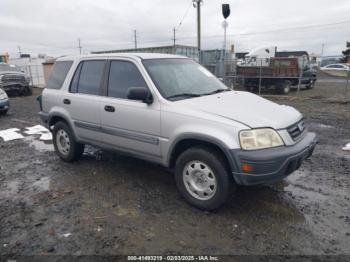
xmin=108 ymin=61 xmax=147 ymax=99
xmin=76 ymin=60 xmax=105 ymax=95
xmin=47 ymin=61 xmax=73 ymax=89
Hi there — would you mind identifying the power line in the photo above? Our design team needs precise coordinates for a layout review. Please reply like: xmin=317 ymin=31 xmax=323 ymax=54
xmin=189 ymin=19 xmax=350 ymax=39
xmin=176 ymin=0 xmax=192 ymax=30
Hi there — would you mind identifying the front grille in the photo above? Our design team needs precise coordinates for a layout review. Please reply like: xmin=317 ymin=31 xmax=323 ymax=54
xmin=2 ymin=74 xmax=25 ymax=82
xmin=287 ymin=119 xmax=305 ymax=141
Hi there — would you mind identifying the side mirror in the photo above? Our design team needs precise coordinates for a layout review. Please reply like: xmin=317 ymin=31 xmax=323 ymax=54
xmin=127 ymin=87 xmax=153 ymax=104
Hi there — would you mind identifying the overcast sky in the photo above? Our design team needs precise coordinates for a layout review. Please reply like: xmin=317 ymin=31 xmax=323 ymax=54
xmin=1 ymin=0 xmax=349 ymax=58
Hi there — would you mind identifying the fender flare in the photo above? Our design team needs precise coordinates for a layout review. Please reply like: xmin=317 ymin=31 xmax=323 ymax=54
xmin=166 ymin=133 xmax=239 ymax=173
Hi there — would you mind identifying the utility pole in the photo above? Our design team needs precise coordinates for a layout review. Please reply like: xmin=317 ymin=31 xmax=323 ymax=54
xmin=193 ymin=0 xmax=203 ymax=62
xmin=321 ymin=43 xmax=325 ymax=57
xmin=134 ymin=30 xmax=137 ymax=50
xmin=77 ymin=38 xmax=82 ymax=55
xmin=17 ymin=46 xmax=22 ymax=57
xmin=221 ymin=4 xmax=230 ymax=81
xmin=173 ymin=27 xmax=176 ymax=49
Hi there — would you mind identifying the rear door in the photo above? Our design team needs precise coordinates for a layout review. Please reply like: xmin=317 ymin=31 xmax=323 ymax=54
xmin=99 ymin=59 xmax=161 ymax=157
xmin=63 ymin=59 xmax=106 ymax=143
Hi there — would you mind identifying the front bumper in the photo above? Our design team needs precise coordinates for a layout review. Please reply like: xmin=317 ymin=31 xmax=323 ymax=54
xmin=1 ymin=82 xmax=27 ymax=92
xmin=230 ymin=132 xmax=317 ymax=185
xmin=38 ymin=111 xmax=49 ymax=127
xmin=0 ymin=99 xmax=9 ymax=111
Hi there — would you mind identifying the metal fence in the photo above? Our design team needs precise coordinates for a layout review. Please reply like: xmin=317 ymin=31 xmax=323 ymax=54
xmin=201 ymin=54 xmax=350 ymax=97
xmin=9 ymin=58 xmax=46 ymax=88
xmin=19 ymin=63 xmax=45 ymax=88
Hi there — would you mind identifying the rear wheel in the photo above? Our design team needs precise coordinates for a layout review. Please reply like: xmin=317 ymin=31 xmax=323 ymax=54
xmin=53 ymin=121 xmax=84 ymax=162
xmin=174 ymin=146 xmax=234 ymax=210
xmin=0 ymin=109 xmax=8 ymax=115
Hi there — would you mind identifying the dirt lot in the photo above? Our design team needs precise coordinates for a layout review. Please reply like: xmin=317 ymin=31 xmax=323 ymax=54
xmin=0 ymin=77 xmax=349 ymax=257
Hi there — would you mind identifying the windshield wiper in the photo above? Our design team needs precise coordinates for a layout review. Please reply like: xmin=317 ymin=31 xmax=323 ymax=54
xmin=167 ymin=93 xmax=201 ymax=100
xmin=201 ymin=89 xmax=229 ymax=96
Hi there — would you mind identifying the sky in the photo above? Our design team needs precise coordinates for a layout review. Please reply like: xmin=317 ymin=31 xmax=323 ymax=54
xmin=0 ymin=0 xmax=349 ymax=58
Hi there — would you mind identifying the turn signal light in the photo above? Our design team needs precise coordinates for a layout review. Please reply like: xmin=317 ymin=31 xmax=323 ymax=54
xmin=242 ymin=163 xmax=253 ymax=173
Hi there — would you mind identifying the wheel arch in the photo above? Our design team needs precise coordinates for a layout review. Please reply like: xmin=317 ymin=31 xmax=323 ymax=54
xmin=48 ymin=112 xmax=78 ymax=140
xmin=167 ymin=134 xmax=238 ymax=174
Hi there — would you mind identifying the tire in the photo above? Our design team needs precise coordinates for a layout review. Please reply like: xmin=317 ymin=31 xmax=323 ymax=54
xmin=306 ymin=80 xmax=315 ymax=89
xmin=276 ymin=80 xmax=291 ymax=94
xmin=21 ymin=86 xmax=32 ymax=96
xmin=174 ymin=146 xmax=234 ymax=210
xmin=0 ymin=109 xmax=8 ymax=115
xmin=53 ymin=121 xmax=84 ymax=162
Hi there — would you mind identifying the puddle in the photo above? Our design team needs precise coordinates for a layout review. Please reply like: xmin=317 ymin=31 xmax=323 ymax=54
xmin=32 ymin=177 xmax=50 ymax=191
xmin=311 ymin=123 xmax=335 ymax=129
xmin=284 ymin=170 xmax=329 ymax=203
xmin=284 ymin=184 xmax=328 ymax=203
xmin=24 ymin=136 xmax=54 ymax=152
xmin=83 ymin=145 xmax=104 ymax=160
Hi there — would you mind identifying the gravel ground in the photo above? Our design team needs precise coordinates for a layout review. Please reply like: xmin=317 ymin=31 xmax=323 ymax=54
xmin=0 ymin=77 xmax=349 ymax=257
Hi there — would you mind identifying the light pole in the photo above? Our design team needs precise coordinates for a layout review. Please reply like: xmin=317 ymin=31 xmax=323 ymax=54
xmin=193 ymin=0 xmax=203 ymax=62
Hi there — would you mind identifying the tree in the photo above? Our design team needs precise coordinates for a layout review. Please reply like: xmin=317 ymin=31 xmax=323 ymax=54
xmin=340 ymin=41 xmax=350 ymax=63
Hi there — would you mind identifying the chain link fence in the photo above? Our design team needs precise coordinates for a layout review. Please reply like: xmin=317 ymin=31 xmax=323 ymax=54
xmin=201 ymin=51 xmax=349 ymax=97
xmin=18 ymin=63 xmax=45 ymax=88
xmin=9 ymin=58 xmax=46 ymax=88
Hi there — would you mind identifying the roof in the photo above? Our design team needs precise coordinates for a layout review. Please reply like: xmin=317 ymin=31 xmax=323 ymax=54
xmin=57 ymin=53 xmax=187 ymax=61
xmin=276 ymin=51 xmax=309 ymax=58
xmin=91 ymin=44 xmax=197 ymax=54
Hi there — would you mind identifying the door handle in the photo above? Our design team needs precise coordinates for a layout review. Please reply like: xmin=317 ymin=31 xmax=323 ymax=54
xmin=63 ymin=99 xmax=71 ymax=105
xmin=104 ymin=105 xmax=115 ymax=112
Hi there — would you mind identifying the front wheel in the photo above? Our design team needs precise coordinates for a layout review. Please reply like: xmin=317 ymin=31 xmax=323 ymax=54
xmin=306 ymin=80 xmax=315 ymax=89
xmin=276 ymin=80 xmax=291 ymax=94
xmin=21 ymin=86 xmax=32 ymax=96
xmin=53 ymin=121 xmax=84 ymax=162
xmin=175 ymin=146 xmax=234 ymax=210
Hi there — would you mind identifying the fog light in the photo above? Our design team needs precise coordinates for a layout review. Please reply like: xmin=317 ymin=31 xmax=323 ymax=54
xmin=242 ymin=163 xmax=253 ymax=173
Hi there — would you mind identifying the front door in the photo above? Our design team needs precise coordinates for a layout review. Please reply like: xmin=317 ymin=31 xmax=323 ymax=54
xmin=100 ymin=59 xmax=161 ymax=157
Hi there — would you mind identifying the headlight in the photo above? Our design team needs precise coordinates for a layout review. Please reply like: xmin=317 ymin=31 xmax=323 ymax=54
xmin=239 ymin=128 xmax=284 ymax=150
xmin=0 ymin=89 xmax=7 ymax=100
xmin=25 ymin=75 xmax=31 ymax=83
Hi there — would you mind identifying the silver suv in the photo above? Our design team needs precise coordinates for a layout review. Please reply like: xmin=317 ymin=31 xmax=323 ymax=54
xmin=39 ymin=53 xmax=317 ymax=210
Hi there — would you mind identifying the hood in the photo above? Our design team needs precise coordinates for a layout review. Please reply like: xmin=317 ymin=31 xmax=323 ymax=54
xmin=176 ymin=91 xmax=302 ymax=129
xmin=0 ymin=71 xmax=26 ymax=76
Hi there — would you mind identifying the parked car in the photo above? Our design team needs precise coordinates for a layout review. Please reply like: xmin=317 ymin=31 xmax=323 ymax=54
xmin=320 ymin=63 xmax=350 ymax=77
xmin=0 ymin=88 xmax=9 ymax=115
xmin=39 ymin=54 xmax=317 ymax=210
xmin=0 ymin=63 xmax=32 ymax=95
xmin=321 ymin=63 xmax=350 ymax=71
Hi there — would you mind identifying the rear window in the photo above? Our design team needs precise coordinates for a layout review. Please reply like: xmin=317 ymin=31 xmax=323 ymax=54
xmin=46 ymin=61 xmax=73 ymax=89
xmin=275 ymin=60 xmax=292 ymax=67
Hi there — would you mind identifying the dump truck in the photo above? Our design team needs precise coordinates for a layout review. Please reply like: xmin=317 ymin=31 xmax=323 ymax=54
xmin=237 ymin=57 xmax=317 ymax=94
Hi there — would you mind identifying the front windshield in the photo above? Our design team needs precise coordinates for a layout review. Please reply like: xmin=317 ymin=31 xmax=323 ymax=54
xmin=0 ymin=64 xmax=20 ymax=72
xmin=143 ymin=58 xmax=228 ymax=101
